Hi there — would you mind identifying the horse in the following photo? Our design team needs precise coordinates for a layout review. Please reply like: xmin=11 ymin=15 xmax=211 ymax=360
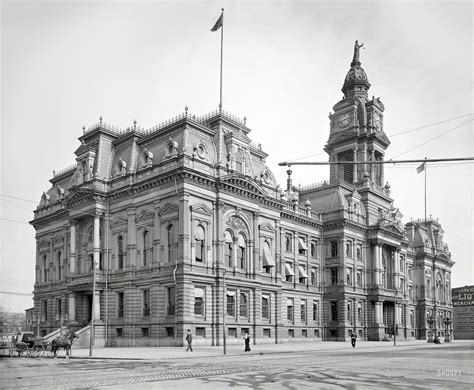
xmin=51 ymin=332 xmax=78 ymax=359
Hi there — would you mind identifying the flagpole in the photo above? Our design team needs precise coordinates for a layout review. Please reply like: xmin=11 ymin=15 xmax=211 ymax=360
xmin=219 ymin=8 xmax=224 ymax=113
xmin=424 ymin=157 xmax=427 ymax=221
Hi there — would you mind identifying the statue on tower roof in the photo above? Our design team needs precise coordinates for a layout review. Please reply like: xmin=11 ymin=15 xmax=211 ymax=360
xmin=352 ymin=40 xmax=364 ymax=64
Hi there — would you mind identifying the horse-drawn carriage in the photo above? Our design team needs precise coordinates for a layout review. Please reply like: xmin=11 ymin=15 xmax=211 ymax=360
xmin=8 ymin=331 xmax=78 ymax=358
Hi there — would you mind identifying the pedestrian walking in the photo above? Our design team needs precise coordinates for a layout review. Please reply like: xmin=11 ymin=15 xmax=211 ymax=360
xmin=243 ymin=331 xmax=251 ymax=352
xmin=185 ymin=329 xmax=193 ymax=352
xmin=351 ymin=332 xmax=357 ymax=348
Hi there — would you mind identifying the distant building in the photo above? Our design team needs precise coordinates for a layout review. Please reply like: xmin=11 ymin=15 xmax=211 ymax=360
xmin=25 ymin=307 xmax=34 ymax=333
xmin=452 ymin=285 xmax=474 ymax=339
xmin=30 ymin=42 xmax=454 ymax=346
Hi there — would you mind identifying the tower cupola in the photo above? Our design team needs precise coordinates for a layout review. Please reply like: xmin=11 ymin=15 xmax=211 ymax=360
xmin=342 ymin=40 xmax=371 ymax=99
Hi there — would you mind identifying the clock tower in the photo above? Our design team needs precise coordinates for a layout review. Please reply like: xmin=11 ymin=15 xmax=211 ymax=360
xmin=325 ymin=41 xmax=390 ymax=187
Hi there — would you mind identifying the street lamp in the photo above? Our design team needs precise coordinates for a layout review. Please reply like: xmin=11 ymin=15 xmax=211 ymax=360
xmin=444 ymin=318 xmax=452 ymax=342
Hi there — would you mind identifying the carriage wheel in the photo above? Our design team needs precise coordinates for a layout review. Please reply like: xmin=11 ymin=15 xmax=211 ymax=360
xmin=32 ymin=344 xmax=45 ymax=358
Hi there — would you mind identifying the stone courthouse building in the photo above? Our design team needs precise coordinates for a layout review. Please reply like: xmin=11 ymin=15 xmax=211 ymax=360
xmin=30 ymin=43 xmax=454 ymax=346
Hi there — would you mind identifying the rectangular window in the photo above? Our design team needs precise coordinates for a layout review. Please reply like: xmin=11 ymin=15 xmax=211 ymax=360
xmin=166 ymin=327 xmax=174 ymax=337
xmin=330 ymin=242 xmax=338 ymax=258
xmin=311 ymin=269 xmax=316 ymax=285
xmin=194 ymin=287 xmax=205 ymax=316
xmin=302 ymin=329 xmax=308 ymax=338
xmin=143 ymin=290 xmax=150 ymax=317
xmin=239 ymin=292 xmax=248 ymax=318
xmin=288 ymin=329 xmax=294 ymax=338
xmin=331 ymin=268 xmax=338 ymax=285
xmin=262 ymin=296 xmax=269 ymax=319
xmin=228 ymin=327 xmax=237 ymax=337
xmin=356 ymin=244 xmax=362 ymax=260
xmin=285 ymin=263 xmax=294 ymax=282
xmin=194 ymin=297 xmax=204 ymax=315
xmin=346 ymin=268 xmax=353 ymax=286
xmin=167 ymin=287 xmax=175 ymax=316
xmin=116 ymin=328 xmax=123 ymax=337
xmin=300 ymin=300 xmax=307 ymax=323
xmin=287 ymin=298 xmax=294 ymax=322
xmin=263 ymin=328 xmax=271 ymax=338
xmin=356 ymin=271 xmax=362 ymax=287
xmin=313 ymin=302 xmax=319 ymax=323
xmin=56 ymin=298 xmax=62 ymax=318
xmin=331 ymin=302 xmax=338 ymax=321
xmin=310 ymin=241 xmax=317 ymax=258
xmin=410 ymin=310 xmax=415 ymax=327
xmin=196 ymin=327 xmax=206 ymax=337
xmin=298 ymin=265 xmax=308 ymax=284
xmin=347 ymin=301 xmax=352 ymax=324
xmin=285 ymin=235 xmax=292 ymax=252
xmin=346 ymin=241 xmax=353 ymax=258
xmin=141 ymin=328 xmax=149 ymax=337
xmin=297 ymin=237 xmax=307 ymax=255
xmin=227 ymin=293 xmax=235 ymax=316
xmin=314 ymin=329 xmax=320 ymax=338
xmin=117 ymin=292 xmax=124 ymax=318
xmin=357 ymin=303 xmax=362 ymax=323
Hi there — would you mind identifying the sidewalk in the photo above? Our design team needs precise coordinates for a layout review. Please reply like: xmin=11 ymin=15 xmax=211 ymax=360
xmin=70 ymin=339 xmax=436 ymax=360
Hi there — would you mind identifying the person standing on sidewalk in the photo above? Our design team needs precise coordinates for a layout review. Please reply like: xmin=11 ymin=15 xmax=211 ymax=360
xmin=243 ymin=331 xmax=251 ymax=352
xmin=351 ymin=332 xmax=357 ymax=348
xmin=185 ymin=329 xmax=193 ymax=352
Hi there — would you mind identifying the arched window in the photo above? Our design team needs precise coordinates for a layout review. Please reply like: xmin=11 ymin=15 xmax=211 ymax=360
xmin=167 ymin=224 xmax=176 ymax=262
xmin=118 ymin=235 xmax=124 ymax=270
xmin=237 ymin=234 xmax=246 ymax=269
xmin=195 ymin=225 xmax=205 ymax=263
xmin=426 ymin=279 xmax=431 ymax=298
xmin=235 ymin=150 xmax=243 ymax=174
xmin=143 ymin=230 xmax=149 ymax=266
xmin=224 ymin=231 xmax=233 ymax=267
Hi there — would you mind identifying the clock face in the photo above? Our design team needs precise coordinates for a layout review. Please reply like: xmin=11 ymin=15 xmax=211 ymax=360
xmin=374 ymin=113 xmax=382 ymax=130
xmin=338 ymin=113 xmax=350 ymax=128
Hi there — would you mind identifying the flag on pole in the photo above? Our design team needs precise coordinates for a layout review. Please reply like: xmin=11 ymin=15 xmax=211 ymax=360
xmin=211 ymin=11 xmax=223 ymax=31
xmin=416 ymin=162 xmax=425 ymax=174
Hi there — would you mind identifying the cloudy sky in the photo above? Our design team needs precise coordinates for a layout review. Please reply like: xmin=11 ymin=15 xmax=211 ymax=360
xmin=1 ymin=0 xmax=472 ymax=312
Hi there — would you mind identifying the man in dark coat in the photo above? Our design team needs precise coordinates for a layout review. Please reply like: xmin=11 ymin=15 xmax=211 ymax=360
xmin=244 ymin=331 xmax=251 ymax=352
xmin=351 ymin=332 xmax=357 ymax=348
xmin=185 ymin=329 xmax=193 ymax=352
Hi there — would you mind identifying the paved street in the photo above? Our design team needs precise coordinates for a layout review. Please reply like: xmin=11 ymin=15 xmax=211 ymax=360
xmin=1 ymin=340 xmax=472 ymax=389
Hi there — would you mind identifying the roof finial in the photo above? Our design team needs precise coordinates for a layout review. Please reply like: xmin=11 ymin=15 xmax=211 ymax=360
xmin=352 ymin=40 xmax=364 ymax=65
xmin=82 ymin=126 xmax=86 ymax=134
xmin=185 ymin=105 xmax=188 ymax=116
xmin=99 ymin=116 xmax=103 ymax=125
xmin=133 ymin=119 xmax=137 ymax=129
xmin=243 ymin=116 xmax=247 ymax=126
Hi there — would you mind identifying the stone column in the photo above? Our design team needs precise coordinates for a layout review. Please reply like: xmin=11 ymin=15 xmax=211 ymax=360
xmin=179 ymin=193 xmax=190 ymax=263
xmin=153 ymin=200 xmax=161 ymax=265
xmin=127 ymin=208 xmax=137 ymax=267
xmin=370 ymin=149 xmax=375 ymax=182
xmin=62 ymin=235 xmax=67 ymax=278
xmin=374 ymin=243 xmax=382 ymax=286
xmin=380 ymin=152 xmax=385 ymax=185
xmin=49 ymin=235 xmax=53 ymax=282
xmin=69 ymin=222 xmax=76 ymax=274
xmin=252 ymin=211 xmax=260 ymax=277
xmin=374 ymin=301 xmax=382 ymax=324
xmin=68 ymin=294 xmax=76 ymax=321
xmin=352 ymin=147 xmax=358 ymax=183
xmin=394 ymin=249 xmax=400 ymax=290
xmin=93 ymin=212 xmax=101 ymax=270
